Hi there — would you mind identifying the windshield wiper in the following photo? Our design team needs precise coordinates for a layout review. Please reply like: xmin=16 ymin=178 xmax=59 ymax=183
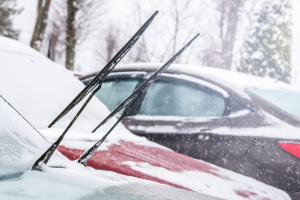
xmin=48 ymin=10 xmax=158 ymax=128
xmin=77 ymin=34 xmax=200 ymax=166
xmin=32 ymin=11 xmax=158 ymax=171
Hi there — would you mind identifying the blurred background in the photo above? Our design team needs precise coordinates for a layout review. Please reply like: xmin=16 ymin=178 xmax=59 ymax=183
xmin=2 ymin=0 xmax=300 ymax=85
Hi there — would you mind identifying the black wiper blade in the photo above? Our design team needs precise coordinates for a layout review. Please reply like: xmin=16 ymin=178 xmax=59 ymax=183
xmin=32 ymin=11 xmax=158 ymax=171
xmin=48 ymin=10 xmax=159 ymax=128
xmin=77 ymin=96 xmax=140 ymax=166
xmin=78 ymin=34 xmax=199 ymax=166
xmin=92 ymin=33 xmax=200 ymax=133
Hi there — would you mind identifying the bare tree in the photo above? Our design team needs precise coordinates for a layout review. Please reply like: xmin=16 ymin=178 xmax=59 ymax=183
xmin=133 ymin=1 xmax=151 ymax=62
xmin=49 ymin=0 xmax=106 ymax=70
xmin=47 ymin=22 xmax=62 ymax=61
xmin=203 ymin=0 xmax=246 ymax=69
xmin=160 ymin=0 xmax=200 ymax=63
xmin=127 ymin=0 xmax=200 ymax=64
xmin=104 ymin=25 xmax=119 ymax=63
xmin=94 ymin=23 xmax=120 ymax=65
xmin=0 ymin=0 xmax=22 ymax=39
xmin=65 ymin=0 xmax=77 ymax=70
xmin=31 ymin=0 xmax=51 ymax=51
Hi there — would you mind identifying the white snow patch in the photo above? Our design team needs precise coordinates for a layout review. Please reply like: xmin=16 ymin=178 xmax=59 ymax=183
xmin=0 ymin=96 xmax=48 ymax=176
xmin=226 ymin=109 xmax=251 ymax=118
xmin=0 ymin=166 xmax=222 ymax=200
xmin=39 ymin=128 xmax=171 ymax=151
xmin=129 ymin=115 xmax=215 ymax=122
xmin=122 ymin=161 xmax=290 ymax=200
xmin=0 ymin=36 xmax=129 ymax=136
xmin=212 ymin=111 xmax=300 ymax=139
xmin=120 ymin=63 xmax=300 ymax=100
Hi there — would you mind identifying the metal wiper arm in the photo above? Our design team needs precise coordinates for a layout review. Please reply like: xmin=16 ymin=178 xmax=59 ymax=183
xmin=92 ymin=33 xmax=200 ymax=133
xmin=32 ymin=11 xmax=158 ymax=170
xmin=77 ymin=96 xmax=140 ymax=166
xmin=32 ymin=84 xmax=102 ymax=170
xmin=48 ymin=10 xmax=159 ymax=128
xmin=77 ymin=34 xmax=199 ymax=166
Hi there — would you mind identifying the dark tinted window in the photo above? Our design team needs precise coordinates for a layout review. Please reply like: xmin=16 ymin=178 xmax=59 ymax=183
xmin=229 ymin=95 xmax=250 ymax=113
xmin=139 ymin=80 xmax=225 ymax=117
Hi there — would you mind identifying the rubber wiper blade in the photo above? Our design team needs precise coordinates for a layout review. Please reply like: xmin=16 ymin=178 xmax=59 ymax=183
xmin=92 ymin=33 xmax=200 ymax=133
xmin=48 ymin=10 xmax=159 ymax=128
xmin=78 ymin=34 xmax=200 ymax=166
xmin=32 ymin=11 xmax=158 ymax=171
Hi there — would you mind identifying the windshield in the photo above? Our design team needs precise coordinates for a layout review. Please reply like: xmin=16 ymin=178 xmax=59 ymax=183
xmin=247 ymin=88 xmax=300 ymax=118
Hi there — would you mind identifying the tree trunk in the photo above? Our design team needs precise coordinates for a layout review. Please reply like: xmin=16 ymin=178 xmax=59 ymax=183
xmin=65 ymin=0 xmax=77 ymax=70
xmin=30 ymin=0 xmax=51 ymax=51
xmin=222 ymin=0 xmax=241 ymax=69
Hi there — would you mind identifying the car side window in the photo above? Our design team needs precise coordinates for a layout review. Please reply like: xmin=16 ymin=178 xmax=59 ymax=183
xmin=139 ymin=80 xmax=226 ymax=118
xmin=95 ymin=78 xmax=139 ymax=112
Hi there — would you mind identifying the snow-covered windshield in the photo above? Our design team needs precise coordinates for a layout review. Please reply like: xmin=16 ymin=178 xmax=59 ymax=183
xmin=247 ymin=88 xmax=300 ymax=118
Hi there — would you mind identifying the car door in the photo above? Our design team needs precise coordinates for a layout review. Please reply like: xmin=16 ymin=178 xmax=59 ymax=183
xmin=120 ymin=73 xmax=234 ymax=153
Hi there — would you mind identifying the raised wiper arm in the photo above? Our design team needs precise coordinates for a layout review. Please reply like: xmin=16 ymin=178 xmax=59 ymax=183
xmin=78 ymin=34 xmax=200 ymax=166
xmin=77 ymin=96 xmax=140 ymax=166
xmin=92 ymin=33 xmax=200 ymax=133
xmin=48 ymin=10 xmax=159 ymax=128
xmin=32 ymin=11 xmax=158 ymax=171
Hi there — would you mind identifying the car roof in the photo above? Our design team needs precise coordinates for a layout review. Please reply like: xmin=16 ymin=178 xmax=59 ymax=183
xmin=82 ymin=63 xmax=300 ymax=101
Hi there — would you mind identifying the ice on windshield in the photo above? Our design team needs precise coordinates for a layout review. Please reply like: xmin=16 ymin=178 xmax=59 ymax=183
xmin=247 ymin=88 xmax=300 ymax=118
xmin=0 ymin=96 xmax=48 ymax=179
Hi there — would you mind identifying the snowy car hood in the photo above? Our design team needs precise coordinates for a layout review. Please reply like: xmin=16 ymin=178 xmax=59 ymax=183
xmin=0 ymin=36 xmax=129 ymax=135
xmin=0 ymin=37 xmax=226 ymax=200
xmin=0 ymin=96 xmax=221 ymax=200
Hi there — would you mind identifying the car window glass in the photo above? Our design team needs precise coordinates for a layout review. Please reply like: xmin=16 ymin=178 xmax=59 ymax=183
xmin=95 ymin=79 xmax=139 ymax=113
xmin=247 ymin=88 xmax=300 ymax=118
xmin=139 ymin=80 xmax=225 ymax=117
xmin=229 ymin=95 xmax=250 ymax=113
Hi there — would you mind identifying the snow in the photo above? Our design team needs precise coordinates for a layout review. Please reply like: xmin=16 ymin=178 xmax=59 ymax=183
xmin=0 ymin=36 xmax=171 ymax=151
xmin=227 ymin=109 xmax=251 ymax=118
xmin=0 ymin=37 xmax=225 ymax=199
xmin=123 ymin=161 xmax=289 ymax=200
xmin=0 ymin=167 xmax=222 ymax=200
xmin=0 ymin=98 xmax=218 ymax=200
xmin=0 ymin=36 xmax=129 ymax=135
xmin=211 ymin=111 xmax=300 ymax=139
xmin=119 ymin=63 xmax=300 ymax=100
xmin=40 ymin=128 xmax=171 ymax=151
xmin=128 ymin=115 xmax=213 ymax=121
xmin=0 ymin=95 xmax=48 ymax=177
xmin=0 ymin=37 xmax=292 ymax=200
